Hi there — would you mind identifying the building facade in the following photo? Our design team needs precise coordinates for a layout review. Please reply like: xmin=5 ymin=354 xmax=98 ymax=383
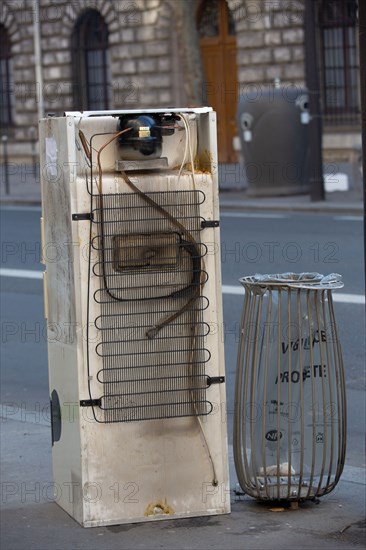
xmin=0 ymin=0 xmax=361 ymax=188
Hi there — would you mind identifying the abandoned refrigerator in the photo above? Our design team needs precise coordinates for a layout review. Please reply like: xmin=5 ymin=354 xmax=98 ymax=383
xmin=39 ymin=108 xmax=230 ymax=527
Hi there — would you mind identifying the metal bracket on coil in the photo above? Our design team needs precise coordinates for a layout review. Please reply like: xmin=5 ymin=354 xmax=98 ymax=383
xmin=207 ymin=376 xmax=225 ymax=386
xmin=72 ymin=212 xmax=94 ymax=221
xmin=80 ymin=398 xmax=101 ymax=407
xmin=201 ymin=219 xmax=219 ymax=229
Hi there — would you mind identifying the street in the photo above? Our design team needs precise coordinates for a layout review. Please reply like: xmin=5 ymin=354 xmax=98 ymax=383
xmin=1 ymin=206 xmax=365 ymax=463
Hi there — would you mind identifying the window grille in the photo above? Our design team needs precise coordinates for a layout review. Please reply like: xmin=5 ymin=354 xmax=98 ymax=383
xmin=71 ymin=10 xmax=110 ymax=110
xmin=319 ymin=0 xmax=360 ymax=126
xmin=0 ymin=24 xmax=14 ymax=129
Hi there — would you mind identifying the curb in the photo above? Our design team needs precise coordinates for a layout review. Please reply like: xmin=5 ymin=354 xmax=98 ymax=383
xmin=0 ymin=199 xmax=42 ymax=206
xmin=220 ymin=200 xmax=363 ymax=215
xmin=1 ymin=197 xmax=363 ymax=215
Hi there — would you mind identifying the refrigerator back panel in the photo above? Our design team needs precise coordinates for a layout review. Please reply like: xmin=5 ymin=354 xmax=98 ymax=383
xmin=40 ymin=108 xmax=229 ymax=527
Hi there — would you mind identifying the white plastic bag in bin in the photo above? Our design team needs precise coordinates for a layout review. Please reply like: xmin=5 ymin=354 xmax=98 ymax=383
xmin=234 ymin=273 xmax=346 ymax=501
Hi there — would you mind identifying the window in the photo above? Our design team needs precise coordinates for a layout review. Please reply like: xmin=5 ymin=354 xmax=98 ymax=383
xmin=197 ymin=0 xmax=236 ymax=39
xmin=319 ymin=0 xmax=360 ymax=125
xmin=0 ymin=24 xmax=14 ymax=129
xmin=71 ymin=10 xmax=110 ymax=110
xmin=198 ymin=0 xmax=220 ymax=38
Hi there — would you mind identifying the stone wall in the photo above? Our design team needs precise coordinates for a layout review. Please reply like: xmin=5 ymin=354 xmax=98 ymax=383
xmin=1 ymin=1 xmax=37 ymax=161
xmin=0 ymin=0 xmax=361 ymax=174
xmin=228 ymin=0 xmax=306 ymax=89
xmin=1 ymin=0 xmax=185 ymax=163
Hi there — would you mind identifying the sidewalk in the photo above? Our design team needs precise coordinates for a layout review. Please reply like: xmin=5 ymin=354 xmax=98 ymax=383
xmin=1 ymin=410 xmax=365 ymax=550
xmin=0 ymin=166 xmax=363 ymax=213
xmin=219 ymin=188 xmax=363 ymax=214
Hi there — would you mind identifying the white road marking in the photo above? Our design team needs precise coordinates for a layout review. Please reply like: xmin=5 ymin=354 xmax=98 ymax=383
xmin=220 ymin=212 xmax=285 ymax=219
xmin=0 ymin=268 xmax=364 ymax=305
xmin=0 ymin=268 xmax=43 ymax=279
xmin=333 ymin=216 xmax=363 ymax=222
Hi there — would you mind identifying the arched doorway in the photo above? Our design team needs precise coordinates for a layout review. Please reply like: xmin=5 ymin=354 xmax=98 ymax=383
xmin=198 ymin=0 xmax=238 ymax=163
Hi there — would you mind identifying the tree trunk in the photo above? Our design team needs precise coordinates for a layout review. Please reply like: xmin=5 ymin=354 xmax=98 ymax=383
xmin=174 ymin=0 xmax=207 ymax=106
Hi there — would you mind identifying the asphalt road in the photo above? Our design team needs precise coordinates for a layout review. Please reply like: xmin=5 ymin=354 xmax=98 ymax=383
xmin=1 ymin=206 xmax=365 ymax=472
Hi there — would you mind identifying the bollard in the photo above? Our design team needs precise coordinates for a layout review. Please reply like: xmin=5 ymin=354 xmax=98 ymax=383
xmin=234 ymin=272 xmax=346 ymax=502
xmin=29 ymin=127 xmax=38 ymax=178
xmin=1 ymin=135 xmax=10 ymax=195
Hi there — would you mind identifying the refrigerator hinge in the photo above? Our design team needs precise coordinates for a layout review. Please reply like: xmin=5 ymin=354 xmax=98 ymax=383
xmin=72 ymin=212 xmax=94 ymax=221
xmin=207 ymin=376 xmax=225 ymax=386
xmin=80 ymin=398 xmax=102 ymax=407
xmin=201 ymin=219 xmax=220 ymax=228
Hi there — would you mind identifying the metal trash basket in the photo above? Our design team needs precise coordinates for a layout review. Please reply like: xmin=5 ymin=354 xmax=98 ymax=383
xmin=234 ymin=273 xmax=346 ymax=502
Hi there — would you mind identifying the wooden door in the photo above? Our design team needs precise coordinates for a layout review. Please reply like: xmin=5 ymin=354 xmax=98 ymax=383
xmin=198 ymin=0 xmax=238 ymax=163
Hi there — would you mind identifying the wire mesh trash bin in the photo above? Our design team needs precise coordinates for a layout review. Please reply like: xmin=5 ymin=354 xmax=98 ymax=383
xmin=234 ymin=273 xmax=346 ymax=502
